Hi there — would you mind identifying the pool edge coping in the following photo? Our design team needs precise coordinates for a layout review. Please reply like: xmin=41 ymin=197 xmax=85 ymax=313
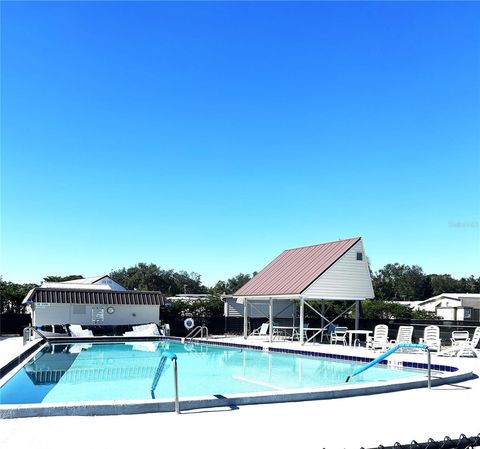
xmin=0 ymin=370 xmax=475 ymax=419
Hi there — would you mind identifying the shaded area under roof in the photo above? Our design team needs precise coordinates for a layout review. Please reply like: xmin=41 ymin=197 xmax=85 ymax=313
xmin=234 ymin=237 xmax=361 ymax=297
xmin=24 ymin=289 xmax=164 ymax=306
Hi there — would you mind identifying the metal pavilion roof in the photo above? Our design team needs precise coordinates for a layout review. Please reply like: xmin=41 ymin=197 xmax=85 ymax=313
xmin=234 ymin=237 xmax=362 ymax=297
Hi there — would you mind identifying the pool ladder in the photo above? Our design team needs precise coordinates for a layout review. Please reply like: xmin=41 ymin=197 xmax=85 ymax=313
xmin=23 ymin=326 xmax=51 ymax=347
xmin=185 ymin=325 xmax=209 ymax=342
xmin=151 ymin=351 xmax=180 ymax=413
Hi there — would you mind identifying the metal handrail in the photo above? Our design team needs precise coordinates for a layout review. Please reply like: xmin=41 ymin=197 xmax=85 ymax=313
xmin=23 ymin=326 xmax=51 ymax=347
xmin=345 ymin=343 xmax=432 ymax=388
xmin=185 ymin=325 xmax=209 ymax=342
xmin=151 ymin=351 xmax=180 ymax=414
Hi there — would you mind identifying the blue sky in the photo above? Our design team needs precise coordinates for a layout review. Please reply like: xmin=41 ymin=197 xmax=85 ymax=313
xmin=1 ymin=1 xmax=479 ymax=286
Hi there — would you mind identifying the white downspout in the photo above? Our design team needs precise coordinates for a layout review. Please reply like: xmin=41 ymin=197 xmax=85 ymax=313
xmin=243 ymin=298 xmax=248 ymax=339
xmin=269 ymin=297 xmax=273 ymax=343
xmin=300 ymin=297 xmax=305 ymax=344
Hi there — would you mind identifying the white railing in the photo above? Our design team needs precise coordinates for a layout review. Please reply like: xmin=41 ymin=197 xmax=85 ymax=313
xmin=150 ymin=351 xmax=180 ymax=414
xmin=23 ymin=326 xmax=51 ymax=347
xmin=345 ymin=343 xmax=432 ymax=388
xmin=185 ymin=325 xmax=209 ymax=342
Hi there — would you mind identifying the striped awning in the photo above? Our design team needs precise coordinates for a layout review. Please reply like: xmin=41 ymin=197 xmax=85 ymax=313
xmin=26 ymin=288 xmax=164 ymax=306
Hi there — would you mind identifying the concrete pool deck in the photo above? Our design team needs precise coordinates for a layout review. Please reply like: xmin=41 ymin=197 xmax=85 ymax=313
xmin=0 ymin=336 xmax=479 ymax=449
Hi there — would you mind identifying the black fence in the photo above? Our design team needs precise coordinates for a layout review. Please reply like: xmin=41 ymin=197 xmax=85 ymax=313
xmin=165 ymin=315 xmax=480 ymax=340
xmin=362 ymin=433 xmax=480 ymax=449
xmin=1 ymin=313 xmax=479 ymax=340
xmin=0 ymin=313 xmax=31 ymax=335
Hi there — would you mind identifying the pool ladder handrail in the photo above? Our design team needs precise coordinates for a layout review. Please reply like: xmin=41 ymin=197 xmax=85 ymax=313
xmin=23 ymin=326 xmax=51 ymax=347
xmin=345 ymin=343 xmax=432 ymax=388
xmin=151 ymin=351 xmax=180 ymax=414
xmin=185 ymin=325 xmax=209 ymax=342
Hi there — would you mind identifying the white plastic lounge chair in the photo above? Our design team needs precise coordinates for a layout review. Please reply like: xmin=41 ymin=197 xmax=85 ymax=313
xmin=439 ymin=331 xmax=468 ymax=357
xmin=250 ymin=323 xmax=269 ymax=337
xmin=68 ymin=325 xmax=94 ymax=337
xmin=458 ymin=327 xmax=480 ymax=357
xmin=123 ymin=323 xmax=160 ymax=337
xmin=366 ymin=325 xmax=389 ymax=351
xmin=442 ymin=327 xmax=480 ymax=358
xmin=330 ymin=326 xmax=348 ymax=345
xmin=389 ymin=326 xmax=414 ymax=347
xmin=419 ymin=325 xmax=441 ymax=351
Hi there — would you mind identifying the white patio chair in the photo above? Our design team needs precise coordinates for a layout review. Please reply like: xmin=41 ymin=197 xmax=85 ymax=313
xmin=330 ymin=326 xmax=348 ymax=345
xmin=292 ymin=323 xmax=310 ymax=341
xmin=446 ymin=327 xmax=480 ymax=358
xmin=325 ymin=324 xmax=337 ymax=343
xmin=451 ymin=330 xmax=470 ymax=347
xmin=419 ymin=325 xmax=441 ymax=351
xmin=366 ymin=324 xmax=389 ymax=351
xmin=250 ymin=323 xmax=269 ymax=337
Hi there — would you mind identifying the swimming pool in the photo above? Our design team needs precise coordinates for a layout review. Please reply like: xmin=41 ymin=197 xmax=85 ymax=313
xmin=0 ymin=339 xmax=438 ymax=405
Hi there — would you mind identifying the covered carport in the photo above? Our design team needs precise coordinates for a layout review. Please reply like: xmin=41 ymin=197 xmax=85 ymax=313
xmin=233 ymin=237 xmax=375 ymax=344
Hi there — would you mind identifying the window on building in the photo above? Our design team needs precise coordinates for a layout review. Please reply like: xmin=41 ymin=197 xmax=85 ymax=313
xmin=356 ymin=252 xmax=363 ymax=261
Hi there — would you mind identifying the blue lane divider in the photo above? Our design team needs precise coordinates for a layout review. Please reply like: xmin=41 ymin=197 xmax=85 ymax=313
xmin=345 ymin=343 xmax=428 ymax=383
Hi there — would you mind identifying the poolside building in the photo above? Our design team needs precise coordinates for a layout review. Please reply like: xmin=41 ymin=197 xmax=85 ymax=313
xmin=23 ymin=275 xmax=164 ymax=328
xmin=401 ymin=293 xmax=480 ymax=321
xmin=233 ymin=237 xmax=375 ymax=342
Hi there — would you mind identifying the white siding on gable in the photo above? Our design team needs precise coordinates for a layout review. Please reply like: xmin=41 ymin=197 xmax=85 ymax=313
xmin=93 ymin=277 xmax=126 ymax=291
xmin=302 ymin=240 xmax=374 ymax=300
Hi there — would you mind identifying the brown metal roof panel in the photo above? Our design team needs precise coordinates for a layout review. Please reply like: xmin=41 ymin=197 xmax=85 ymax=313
xmin=285 ymin=243 xmax=348 ymax=294
xmin=234 ymin=237 xmax=361 ymax=296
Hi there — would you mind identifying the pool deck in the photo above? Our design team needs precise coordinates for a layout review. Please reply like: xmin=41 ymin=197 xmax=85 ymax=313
xmin=0 ymin=336 xmax=479 ymax=449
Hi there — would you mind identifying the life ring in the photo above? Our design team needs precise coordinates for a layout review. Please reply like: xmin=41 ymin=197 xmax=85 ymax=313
xmin=184 ymin=318 xmax=195 ymax=330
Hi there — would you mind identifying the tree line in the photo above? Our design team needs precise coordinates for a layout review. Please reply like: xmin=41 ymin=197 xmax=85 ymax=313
xmin=1 ymin=262 xmax=478 ymax=319
xmin=372 ymin=263 xmax=479 ymax=302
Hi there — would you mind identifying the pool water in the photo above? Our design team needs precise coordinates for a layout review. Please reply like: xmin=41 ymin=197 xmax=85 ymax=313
xmin=0 ymin=341 xmax=430 ymax=404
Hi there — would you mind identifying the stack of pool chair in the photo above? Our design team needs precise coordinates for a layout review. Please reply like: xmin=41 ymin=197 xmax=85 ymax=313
xmin=123 ymin=323 xmax=161 ymax=337
xmin=68 ymin=324 xmax=94 ymax=337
